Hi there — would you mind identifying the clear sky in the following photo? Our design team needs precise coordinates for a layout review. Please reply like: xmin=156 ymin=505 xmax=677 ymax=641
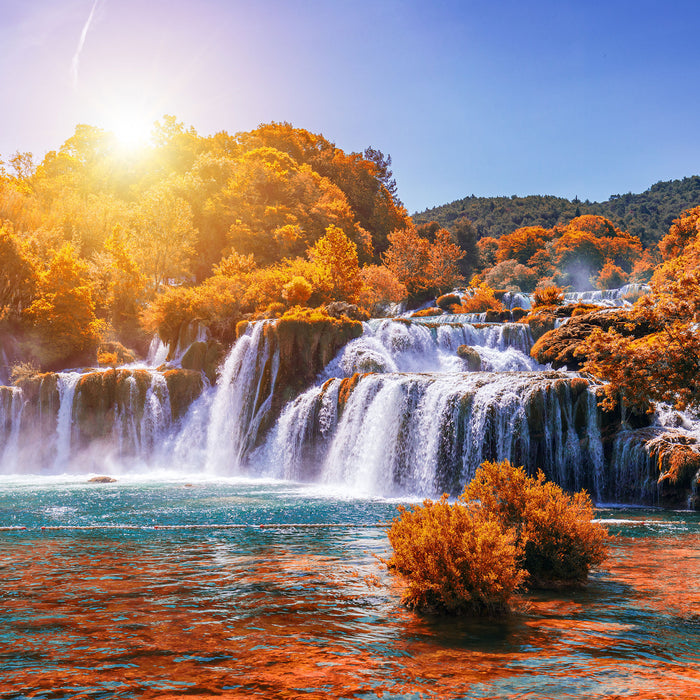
xmin=1 ymin=0 xmax=699 ymax=213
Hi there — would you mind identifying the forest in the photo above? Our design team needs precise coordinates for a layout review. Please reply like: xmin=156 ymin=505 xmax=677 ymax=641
xmin=2 ymin=117 xmax=700 ymax=419
xmin=414 ymin=176 xmax=700 ymax=248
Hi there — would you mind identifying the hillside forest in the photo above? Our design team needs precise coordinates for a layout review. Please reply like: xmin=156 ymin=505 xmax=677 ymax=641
xmin=2 ymin=118 xmax=700 ymax=415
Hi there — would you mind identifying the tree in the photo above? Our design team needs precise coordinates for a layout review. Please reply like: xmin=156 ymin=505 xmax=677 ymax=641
xmin=24 ymin=243 xmax=103 ymax=367
xmin=0 ymin=222 xmax=36 ymax=324
xmin=358 ymin=265 xmax=407 ymax=316
xmin=309 ymin=225 xmax=363 ymax=304
xmin=103 ymin=226 xmax=148 ymax=340
xmin=384 ymin=224 xmax=464 ymax=303
xmin=579 ymin=270 xmax=700 ymax=413
xmin=451 ymin=216 xmax=480 ymax=278
xmin=133 ymin=182 xmax=198 ymax=291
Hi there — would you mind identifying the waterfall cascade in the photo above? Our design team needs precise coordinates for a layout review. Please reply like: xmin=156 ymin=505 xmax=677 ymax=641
xmin=0 ymin=286 xmax=697 ymax=506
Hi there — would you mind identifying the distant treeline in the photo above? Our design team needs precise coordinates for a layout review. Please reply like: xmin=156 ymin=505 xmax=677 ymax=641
xmin=413 ymin=176 xmax=700 ymax=248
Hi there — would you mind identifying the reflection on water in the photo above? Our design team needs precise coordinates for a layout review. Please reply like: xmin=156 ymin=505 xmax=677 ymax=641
xmin=0 ymin=480 xmax=699 ymax=699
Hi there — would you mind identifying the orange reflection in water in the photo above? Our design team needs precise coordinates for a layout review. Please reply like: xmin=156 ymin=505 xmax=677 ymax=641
xmin=0 ymin=532 xmax=699 ymax=699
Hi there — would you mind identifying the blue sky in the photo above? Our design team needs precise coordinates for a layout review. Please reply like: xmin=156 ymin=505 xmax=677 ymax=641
xmin=1 ymin=0 xmax=699 ymax=213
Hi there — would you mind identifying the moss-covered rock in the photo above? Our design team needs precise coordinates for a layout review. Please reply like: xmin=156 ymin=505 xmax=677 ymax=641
xmin=530 ymin=309 xmax=653 ymax=370
xmin=181 ymin=339 xmax=225 ymax=384
xmin=164 ymin=369 xmax=204 ymax=421
xmin=456 ymin=345 xmax=482 ymax=371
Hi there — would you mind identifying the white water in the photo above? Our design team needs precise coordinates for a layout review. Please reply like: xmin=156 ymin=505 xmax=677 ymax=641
xmin=0 ymin=288 xmax=696 ymax=504
xmin=53 ymin=372 xmax=81 ymax=472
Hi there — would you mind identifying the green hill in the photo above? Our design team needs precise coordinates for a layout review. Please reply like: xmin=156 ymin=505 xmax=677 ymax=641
xmin=412 ymin=176 xmax=700 ymax=248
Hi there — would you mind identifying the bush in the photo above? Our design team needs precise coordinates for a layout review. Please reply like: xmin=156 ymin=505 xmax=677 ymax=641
xmin=458 ymin=284 xmax=505 ymax=313
xmin=386 ymin=495 xmax=524 ymax=616
xmin=533 ymin=285 xmax=565 ymax=307
xmin=464 ymin=460 xmax=608 ymax=588
xmin=385 ymin=460 xmax=609 ymax=616
xmin=436 ymin=293 xmax=461 ymax=311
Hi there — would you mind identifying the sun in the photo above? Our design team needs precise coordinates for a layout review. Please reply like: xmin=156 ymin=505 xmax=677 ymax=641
xmin=105 ymin=107 xmax=154 ymax=153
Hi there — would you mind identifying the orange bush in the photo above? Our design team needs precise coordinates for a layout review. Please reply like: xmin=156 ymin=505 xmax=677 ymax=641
xmin=464 ymin=461 xmax=609 ymax=588
xmin=533 ymin=285 xmax=565 ymax=307
xmin=386 ymin=495 xmax=524 ymax=615
xmin=282 ymin=276 xmax=313 ymax=306
xmin=458 ymin=284 xmax=504 ymax=313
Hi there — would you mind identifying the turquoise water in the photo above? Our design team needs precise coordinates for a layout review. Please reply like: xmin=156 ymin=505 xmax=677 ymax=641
xmin=0 ymin=477 xmax=699 ymax=699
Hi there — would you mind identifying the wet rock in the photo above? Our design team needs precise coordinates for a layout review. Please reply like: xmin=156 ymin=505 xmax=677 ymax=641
xmin=436 ymin=293 xmax=461 ymax=311
xmin=164 ymin=369 xmax=204 ymax=421
xmin=530 ymin=309 xmax=653 ymax=370
xmin=456 ymin=345 xmax=482 ymax=371
xmin=88 ymin=476 xmax=117 ymax=483
xmin=181 ymin=340 xmax=225 ymax=384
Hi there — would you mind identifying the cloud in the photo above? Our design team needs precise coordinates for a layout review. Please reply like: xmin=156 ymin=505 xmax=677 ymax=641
xmin=71 ymin=0 xmax=102 ymax=89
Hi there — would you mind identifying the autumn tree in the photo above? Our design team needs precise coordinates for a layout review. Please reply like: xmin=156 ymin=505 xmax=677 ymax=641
xmin=0 ymin=222 xmax=36 ymax=325
xmin=309 ymin=225 xmax=363 ymax=304
xmin=384 ymin=224 xmax=464 ymax=303
xmin=133 ymin=182 xmax=197 ymax=291
xmin=24 ymin=243 xmax=103 ymax=368
xmin=358 ymin=265 xmax=407 ymax=316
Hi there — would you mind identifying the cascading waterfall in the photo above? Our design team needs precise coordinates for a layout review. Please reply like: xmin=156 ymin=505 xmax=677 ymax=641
xmin=0 ymin=387 xmax=23 ymax=471
xmin=322 ymin=319 xmax=538 ymax=378
xmin=53 ymin=372 xmax=81 ymax=472
xmin=1 ymin=284 xmax=695 ymax=505
xmin=261 ymin=371 xmax=602 ymax=498
xmin=169 ymin=321 xmax=279 ymax=475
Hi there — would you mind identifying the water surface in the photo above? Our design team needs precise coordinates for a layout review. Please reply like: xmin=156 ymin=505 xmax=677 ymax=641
xmin=0 ymin=478 xmax=698 ymax=699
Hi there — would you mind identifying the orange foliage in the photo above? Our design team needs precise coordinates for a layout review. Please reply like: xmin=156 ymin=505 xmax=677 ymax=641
xmin=0 ymin=221 xmax=36 ymax=324
xmin=659 ymin=205 xmax=700 ymax=260
xmin=596 ymin=259 xmax=628 ymax=290
xmin=282 ymin=276 xmax=313 ymax=306
xmin=386 ymin=494 xmax=524 ymax=615
xmin=357 ymin=265 xmax=407 ymax=316
xmin=533 ymin=285 xmax=565 ymax=307
xmin=464 ymin=460 xmax=609 ymax=588
xmin=579 ymin=269 xmax=700 ymax=412
xmin=458 ymin=284 xmax=505 ymax=313
xmin=24 ymin=243 xmax=104 ymax=367
xmin=309 ymin=225 xmax=363 ymax=304
xmin=496 ymin=226 xmax=552 ymax=264
xmin=383 ymin=225 xmax=464 ymax=301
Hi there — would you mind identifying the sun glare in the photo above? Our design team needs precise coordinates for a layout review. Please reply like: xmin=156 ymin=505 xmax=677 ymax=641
xmin=106 ymin=108 xmax=154 ymax=153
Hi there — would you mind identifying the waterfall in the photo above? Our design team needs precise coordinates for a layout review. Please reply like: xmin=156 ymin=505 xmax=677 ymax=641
xmin=53 ymin=372 xmax=81 ymax=472
xmin=147 ymin=335 xmax=169 ymax=367
xmin=192 ymin=321 xmax=278 ymax=474
xmin=261 ymin=372 xmax=602 ymax=497
xmin=322 ymin=319 xmax=538 ymax=379
xmin=0 ymin=387 xmax=24 ymax=472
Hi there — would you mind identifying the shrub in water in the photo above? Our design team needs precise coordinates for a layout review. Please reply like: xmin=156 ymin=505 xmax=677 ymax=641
xmin=386 ymin=495 xmax=525 ymax=616
xmin=386 ymin=461 xmax=609 ymax=615
xmin=464 ymin=460 xmax=608 ymax=588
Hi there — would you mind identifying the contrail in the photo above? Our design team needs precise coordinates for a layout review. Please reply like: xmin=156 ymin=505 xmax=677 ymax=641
xmin=71 ymin=0 xmax=101 ymax=89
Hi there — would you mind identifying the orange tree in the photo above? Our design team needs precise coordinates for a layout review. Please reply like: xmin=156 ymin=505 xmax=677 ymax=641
xmin=383 ymin=224 xmax=464 ymax=303
xmin=578 ymin=269 xmax=700 ymax=413
xmin=24 ymin=243 xmax=104 ymax=367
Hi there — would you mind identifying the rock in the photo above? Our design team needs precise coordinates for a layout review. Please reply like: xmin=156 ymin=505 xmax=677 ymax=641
xmin=88 ymin=476 xmax=117 ymax=483
xmin=325 ymin=302 xmax=369 ymax=322
xmin=181 ymin=340 xmax=225 ymax=384
xmin=522 ymin=303 xmax=599 ymax=341
xmin=530 ymin=309 xmax=653 ymax=370
xmin=436 ymin=293 xmax=461 ymax=311
xmin=457 ymin=345 xmax=482 ymax=371
xmin=163 ymin=369 xmax=204 ymax=421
